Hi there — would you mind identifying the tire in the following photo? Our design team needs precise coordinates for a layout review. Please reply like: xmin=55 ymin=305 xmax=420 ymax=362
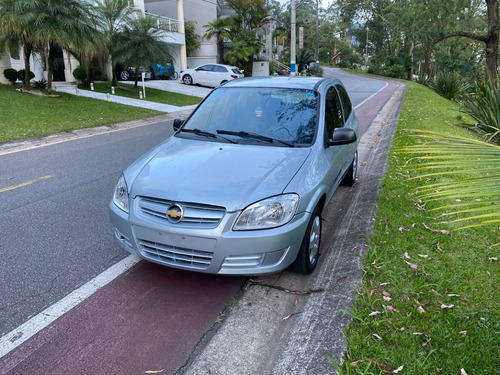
xmin=341 ymin=151 xmax=358 ymax=186
xmin=182 ymin=74 xmax=193 ymax=85
xmin=119 ymin=70 xmax=130 ymax=81
xmin=292 ymin=206 xmax=322 ymax=275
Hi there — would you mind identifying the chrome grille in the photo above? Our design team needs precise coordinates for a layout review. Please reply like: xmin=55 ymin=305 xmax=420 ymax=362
xmin=137 ymin=197 xmax=225 ymax=229
xmin=138 ymin=238 xmax=213 ymax=269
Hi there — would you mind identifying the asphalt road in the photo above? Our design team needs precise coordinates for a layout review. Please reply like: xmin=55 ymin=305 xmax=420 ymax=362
xmin=0 ymin=70 xmax=400 ymax=374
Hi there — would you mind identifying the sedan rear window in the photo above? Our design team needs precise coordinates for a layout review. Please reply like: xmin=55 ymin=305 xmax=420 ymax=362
xmin=183 ymin=88 xmax=318 ymax=146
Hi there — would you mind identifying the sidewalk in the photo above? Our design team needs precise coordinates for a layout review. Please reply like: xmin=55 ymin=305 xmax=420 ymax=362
xmin=52 ymin=80 xmax=211 ymax=113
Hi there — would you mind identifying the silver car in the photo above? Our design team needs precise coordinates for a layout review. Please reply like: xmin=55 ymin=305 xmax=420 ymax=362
xmin=109 ymin=77 xmax=359 ymax=275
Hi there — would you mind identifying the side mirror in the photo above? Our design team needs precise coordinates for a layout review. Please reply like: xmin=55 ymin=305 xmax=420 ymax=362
xmin=173 ymin=118 xmax=185 ymax=131
xmin=328 ymin=128 xmax=357 ymax=146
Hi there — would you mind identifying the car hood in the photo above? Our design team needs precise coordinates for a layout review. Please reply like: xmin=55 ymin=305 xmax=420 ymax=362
xmin=128 ymin=137 xmax=311 ymax=212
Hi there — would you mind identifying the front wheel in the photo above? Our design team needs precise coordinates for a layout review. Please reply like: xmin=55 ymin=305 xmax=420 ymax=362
xmin=182 ymin=74 xmax=192 ymax=85
xmin=292 ymin=206 xmax=322 ymax=275
xmin=341 ymin=151 xmax=358 ymax=186
xmin=119 ymin=70 xmax=130 ymax=81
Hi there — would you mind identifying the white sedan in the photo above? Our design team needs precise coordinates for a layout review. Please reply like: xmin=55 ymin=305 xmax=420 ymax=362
xmin=180 ymin=64 xmax=244 ymax=87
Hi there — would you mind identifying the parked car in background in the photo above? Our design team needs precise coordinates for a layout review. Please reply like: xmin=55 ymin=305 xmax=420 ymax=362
xmin=180 ymin=64 xmax=244 ymax=87
xmin=109 ymin=76 xmax=359 ymax=276
xmin=116 ymin=64 xmax=152 ymax=81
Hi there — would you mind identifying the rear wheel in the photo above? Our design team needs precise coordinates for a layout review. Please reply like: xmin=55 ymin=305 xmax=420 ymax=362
xmin=119 ymin=70 xmax=130 ymax=81
xmin=182 ymin=74 xmax=193 ymax=85
xmin=292 ymin=206 xmax=322 ymax=275
xmin=342 ymin=151 xmax=358 ymax=186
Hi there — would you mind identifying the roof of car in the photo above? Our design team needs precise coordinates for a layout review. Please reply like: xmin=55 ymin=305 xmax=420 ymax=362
xmin=222 ymin=76 xmax=336 ymax=90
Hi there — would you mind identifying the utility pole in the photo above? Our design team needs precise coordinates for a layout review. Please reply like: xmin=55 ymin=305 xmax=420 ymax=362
xmin=365 ymin=27 xmax=369 ymax=70
xmin=315 ymin=0 xmax=319 ymax=62
xmin=291 ymin=0 xmax=296 ymax=75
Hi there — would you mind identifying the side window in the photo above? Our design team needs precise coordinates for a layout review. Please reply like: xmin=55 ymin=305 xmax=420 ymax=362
xmin=336 ymin=84 xmax=352 ymax=120
xmin=213 ymin=65 xmax=227 ymax=73
xmin=198 ymin=65 xmax=214 ymax=71
xmin=324 ymin=86 xmax=344 ymax=139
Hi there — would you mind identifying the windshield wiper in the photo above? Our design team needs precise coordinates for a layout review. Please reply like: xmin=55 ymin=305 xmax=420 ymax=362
xmin=180 ymin=128 xmax=237 ymax=143
xmin=216 ymin=130 xmax=295 ymax=147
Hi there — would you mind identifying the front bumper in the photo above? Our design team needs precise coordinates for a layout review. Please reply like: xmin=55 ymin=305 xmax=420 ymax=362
xmin=109 ymin=199 xmax=310 ymax=275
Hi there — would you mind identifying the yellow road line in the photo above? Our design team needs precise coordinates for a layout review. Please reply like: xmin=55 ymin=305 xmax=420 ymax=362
xmin=0 ymin=175 xmax=55 ymax=193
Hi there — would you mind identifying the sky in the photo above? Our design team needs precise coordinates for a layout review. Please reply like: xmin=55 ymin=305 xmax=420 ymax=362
xmin=277 ymin=0 xmax=332 ymax=8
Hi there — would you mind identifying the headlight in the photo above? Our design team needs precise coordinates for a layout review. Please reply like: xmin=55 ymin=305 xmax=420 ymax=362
xmin=113 ymin=175 xmax=129 ymax=213
xmin=233 ymin=194 xmax=299 ymax=230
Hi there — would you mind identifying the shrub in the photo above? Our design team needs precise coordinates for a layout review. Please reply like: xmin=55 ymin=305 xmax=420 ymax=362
xmin=72 ymin=66 xmax=87 ymax=81
xmin=430 ymin=71 xmax=469 ymax=101
xmin=416 ymin=74 xmax=430 ymax=86
xmin=17 ymin=69 xmax=35 ymax=84
xmin=33 ymin=79 xmax=48 ymax=89
xmin=3 ymin=68 xmax=18 ymax=84
xmin=462 ymin=77 xmax=500 ymax=143
xmin=386 ymin=64 xmax=406 ymax=79
xmin=306 ymin=65 xmax=323 ymax=77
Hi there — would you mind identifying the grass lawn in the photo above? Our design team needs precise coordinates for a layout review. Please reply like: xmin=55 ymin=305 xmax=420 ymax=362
xmin=0 ymin=85 xmax=165 ymax=144
xmin=335 ymin=82 xmax=500 ymax=374
xmin=89 ymin=82 xmax=201 ymax=106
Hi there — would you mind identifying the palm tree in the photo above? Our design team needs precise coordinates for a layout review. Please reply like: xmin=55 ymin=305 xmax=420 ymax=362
xmin=0 ymin=0 xmax=36 ymax=88
xmin=403 ymin=130 xmax=500 ymax=230
xmin=92 ymin=0 xmax=137 ymax=86
xmin=296 ymin=48 xmax=315 ymax=72
xmin=113 ymin=14 xmax=173 ymax=89
xmin=203 ymin=18 xmax=231 ymax=64
xmin=20 ymin=0 xmax=100 ymax=93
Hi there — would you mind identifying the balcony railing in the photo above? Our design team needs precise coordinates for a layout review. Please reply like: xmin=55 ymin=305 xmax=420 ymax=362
xmin=145 ymin=11 xmax=179 ymax=33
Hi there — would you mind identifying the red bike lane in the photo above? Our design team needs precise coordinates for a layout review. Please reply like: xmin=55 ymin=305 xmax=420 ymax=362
xmin=1 ymin=262 xmax=245 ymax=375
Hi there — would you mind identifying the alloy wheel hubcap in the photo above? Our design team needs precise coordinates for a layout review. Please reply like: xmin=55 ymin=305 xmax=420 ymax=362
xmin=308 ymin=215 xmax=321 ymax=265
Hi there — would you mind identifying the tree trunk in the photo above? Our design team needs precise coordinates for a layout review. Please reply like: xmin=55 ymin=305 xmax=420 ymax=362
xmin=47 ymin=44 xmax=55 ymax=94
xmin=134 ymin=65 xmax=139 ymax=89
xmin=22 ymin=43 xmax=32 ymax=90
xmin=407 ymin=40 xmax=414 ymax=81
xmin=485 ymin=0 xmax=499 ymax=81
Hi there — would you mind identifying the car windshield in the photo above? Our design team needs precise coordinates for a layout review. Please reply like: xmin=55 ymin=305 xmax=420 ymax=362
xmin=182 ymin=87 xmax=318 ymax=145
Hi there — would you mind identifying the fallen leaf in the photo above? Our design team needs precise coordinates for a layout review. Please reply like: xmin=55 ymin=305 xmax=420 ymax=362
xmin=437 ymin=243 xmax=443 ymax=252
xmin=295 ymin=291 xmax=311 ymax=295
xmin=418 ymin=254 xmax=429 ymax=258
xmin=393 ymin=365 xmax=404 ymax=373
xmin=399 ymin=226 xmax=411 ymax=232
xmin=383 ymin=296 xmax=392 ymax=302
xmin=461 ymin=369 xmax=468 ymax=375
xmin=294 ymin=299 xmax=298 ymax=306
xmin=380 ymin=282 xmax=390 ymax=286
xmin=366 ymin=359 xmax=391 ymax=368
xmin=404 ymin=252 xmax=411 ymax=259
xmin=373 ymin=333 xmax=382 ymax=340
xmin=441 ymin=304 xmax=454 ymax=309
xmin=423 ymin=223 xmax=453 ymax=235
xmin=431 ymin=289 xmax=442 ymax=297
xmin=459 ymin=330 xmax=468 ymax=335
xmin=369 ymin=311 xmax=382 ymax=317
xmin=487 ymin=271 xmax=491 ymax=276
xmin=417 ymin=236 xmax=424 ymax=241
xmin=413 ymin=331 xmax=426 ymax=335
xmin=447 ymin=294 xmax=460 ymax=297
xmin=418 ymin=306 xmax=426 ymax=313
xmin=488 ymin=257 xmax=498 ymax=262
xmin=387 ymin=305 xmax=398 ymax=312
xmin=382 ymin=291 xmax=391 ymax=297
xmin=403 ymin=213 xmax=411 ymax=217
xmin=144 ymin=371 xmax=164 ymax=374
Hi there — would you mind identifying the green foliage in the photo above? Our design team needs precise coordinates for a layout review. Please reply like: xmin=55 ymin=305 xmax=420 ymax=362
xmin=430 ymin=71 xmax=470 ymax=101
xmin=296 ymin=49 xmax=315 ymax=72
xmin=16 ymin=69 xmax=35 ymax=84
xmin=3 ymin=68 xmax=18 ymax=84
xmin=72 ymin=65 xmax=87 ymax=81
xmin=462 ymin=77 xmax=500 ymax=143
xmin=33 ymin=79 xmax=47 ymax=89
xmin=184 ymin=20 xmax=200 ymax=56
xmin=306 ymin=64 xmax=323 ymax=77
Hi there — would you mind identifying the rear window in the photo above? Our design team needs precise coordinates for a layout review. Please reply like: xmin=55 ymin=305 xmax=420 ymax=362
xmin=232 ymin=68 xmax=243 ymax=75
xmin=184 ymin=87 xmax=318 ymax=145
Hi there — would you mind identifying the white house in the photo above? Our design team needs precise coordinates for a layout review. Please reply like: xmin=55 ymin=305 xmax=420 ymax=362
xmin=0 ymin=0 xmax=221 ymax=85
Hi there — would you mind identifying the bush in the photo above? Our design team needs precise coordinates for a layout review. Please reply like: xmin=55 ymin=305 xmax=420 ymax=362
xmin=72 ymin=66 xmax=87 ymax=81
xmin=17 ymin=69 xmax=35 ymax=84
xmin=3 ymin=68 xmax=18 ymax=84
xmin=33 ymin=79 xmax=47 ymax=89
xmin=462 ymin=77 xmax=500 ymax=143
xmin=306 ymin=65 xmax=323 ymax=77
xmin=430 ymin=70 xmax=469 ymax=101
xmin=386 ymin=64 xmax=406 ymax=79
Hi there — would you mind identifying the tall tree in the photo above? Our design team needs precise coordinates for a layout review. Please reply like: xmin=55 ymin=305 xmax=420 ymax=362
xmin=113 ymin=14 xmax=172 ymax=88
xmin=0 ymin=0 xmax=36 ymax=88
xmin=203 ymin=18 xmax=231 ymax=64
xmin=21 ymin=0 xmax=100 ymax=92
xmin=93 ymin=0 xmax=137 ymax=86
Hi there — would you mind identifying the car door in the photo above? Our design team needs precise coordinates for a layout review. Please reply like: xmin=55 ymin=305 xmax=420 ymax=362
xmin=212 ymin=65 xmax=229 ymax=86
xmin=323 ymin=85 xmax=349 ymax=202
xmin=195 ymin=64 xmax=215 ymax=86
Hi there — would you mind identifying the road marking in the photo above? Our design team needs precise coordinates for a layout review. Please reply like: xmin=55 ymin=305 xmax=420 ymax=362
xmin=0 ymin=255 xmax=141 ymax=359
xmin=0 ymin=175 xmax=55 ymax=193
xmin=354 ymin=82 xmax=389 ymax=110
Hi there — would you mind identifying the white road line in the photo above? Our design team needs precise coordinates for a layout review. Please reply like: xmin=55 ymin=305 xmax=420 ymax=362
xmin=0 ymin=255 xmax=141 ymax=359
xmin=354 ymin=81 xmax=389 ymax=109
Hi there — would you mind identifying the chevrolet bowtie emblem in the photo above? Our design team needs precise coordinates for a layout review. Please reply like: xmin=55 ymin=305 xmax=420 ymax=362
xmin=166 ymin=204 xmax=184 ymax=223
